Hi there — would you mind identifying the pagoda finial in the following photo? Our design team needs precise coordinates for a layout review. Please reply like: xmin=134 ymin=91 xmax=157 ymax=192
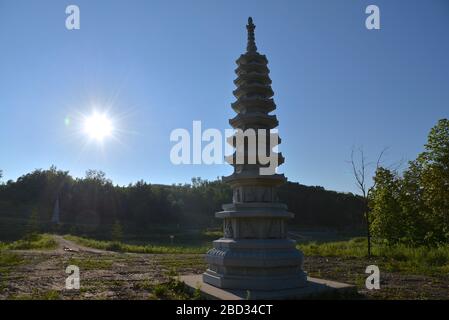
xmin=246 ymin=17 xmax=257 ymax=53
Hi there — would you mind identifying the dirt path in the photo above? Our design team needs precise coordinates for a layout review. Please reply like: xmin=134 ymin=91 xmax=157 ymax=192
xmin=0 ymin=235 xmax=204 ymax=300
xmin=52 ymin=235 xmax=107 ymax=254
xmin=1 ymin=235 xmax=448 ymax=300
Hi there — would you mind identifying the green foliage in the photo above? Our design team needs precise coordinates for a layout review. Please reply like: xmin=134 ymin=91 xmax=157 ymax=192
xmin=192 ymin=286 xmax=202 ymax=300
xmin=9 ymin=289 xmax=61 ymax=300
xmin=64 ymin=235 xmax=208 ymax=254
xmin=0 ymin=251 xmax=25 ymax=292
xmin=370 ymin=119 xmax=449 ymax=246
xmin=111 ymin=220 xmax=123 ymax=242
xmin=149 ymin=276 xmax=191 ymax=300
xmin=135 ymin=270 xmax=194 ymax=300
xmin=299 ymin=238 xmax=449 ymax=275
xmin=0 ymin=234 xmax=57 ymax=250
xmin=153 ymin=283 xmax=168 ymax=298
xmin=136 ymin=279 xmax=154 ymax=291
xmin=106 ymin=241 xmax=123 ymax=252
xmin=369 ymin=168 xmax=406 ymax=242
xmin=278 ymin=182 xmax=365 ymax=230
xmin=299 ymin=237 xmax=370 ymax=257
xmin=84 ymin=169 xmax=111 ymax=184
xmin=0 ymin=251 xmax=24 ymax=268
xmin=25 ymin=209 xmax=40 ymax=239
xmin=0 ymin=167 xmax=365 ymax=241
xmin=203 ymin=229 xmax=223 ymax=238
xmin=40 ymin=290 xmax=61 ymax=300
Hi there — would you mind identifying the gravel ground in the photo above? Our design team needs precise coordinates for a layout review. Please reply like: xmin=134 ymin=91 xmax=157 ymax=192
xmin=1 ymin=237 xmax=448 ymax=300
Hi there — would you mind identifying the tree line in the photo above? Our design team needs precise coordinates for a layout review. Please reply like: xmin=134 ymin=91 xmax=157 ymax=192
xmin=1 ymin=119 xmax=446 ymax=247
xmin=369 ymin=119 xmax=449 ymax=246
xmin=0 ymin=169 xmax=365 ymax=240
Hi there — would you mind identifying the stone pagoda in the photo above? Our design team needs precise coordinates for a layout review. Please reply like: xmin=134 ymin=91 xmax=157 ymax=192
xmin=202 ymin=17 xmax=307 ymax=291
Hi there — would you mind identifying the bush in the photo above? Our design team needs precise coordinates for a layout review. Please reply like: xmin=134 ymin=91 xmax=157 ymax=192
xmin=370 ymin=119 xmax=449 ymax=246
xmin=298 ymin=238 xmax=449 ymax=275
xmin=106 ymin=241 xmax=123 ymax=252
xmin=0 ymin=234 xmax=57 ymax=250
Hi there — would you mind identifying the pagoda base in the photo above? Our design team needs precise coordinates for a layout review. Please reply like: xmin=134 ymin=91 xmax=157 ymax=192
xmin=203 ymin=238 xmax=307 ymax=290
xmin=203 ymin=270 xmax=306 ymax=291
xmin=181 ymin=274 xmax=358 ymax=300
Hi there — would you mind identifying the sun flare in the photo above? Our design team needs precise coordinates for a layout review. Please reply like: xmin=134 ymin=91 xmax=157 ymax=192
xmin=83 ymin=111 xmax=114 ymax=142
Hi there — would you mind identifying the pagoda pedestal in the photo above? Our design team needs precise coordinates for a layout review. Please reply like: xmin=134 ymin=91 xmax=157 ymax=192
xmin=203 ymin=201 xmax=307 ymax=290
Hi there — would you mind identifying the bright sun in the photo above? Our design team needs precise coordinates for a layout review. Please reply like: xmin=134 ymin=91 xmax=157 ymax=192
xmin=83 ymin=111 xmax=113 ymax=142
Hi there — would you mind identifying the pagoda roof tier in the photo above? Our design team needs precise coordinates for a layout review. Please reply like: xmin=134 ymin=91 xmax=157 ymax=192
xmin=216 ymin=202 xmax=293 ymax=219
xmin=236 ymin=53 xmax=268 ymax=66
xmin=229 ymin=113 xmax=278 ymax=129
xmin=234 ymin=72 xmax=272 ymax=87
xmin=233 ymin=83 xmax=274 ymax=99
xmin=223 ymin=172 xmax=287 ymax=187
xmin=235 ymin=62 xmax=269 ymax=76
xmin=231 ymin=97 xmax=276 ymax=114
xmin=225 ymin=153 xmax=285 ymax=168
xmin=226 ymin=133 xmax=281 ymax=147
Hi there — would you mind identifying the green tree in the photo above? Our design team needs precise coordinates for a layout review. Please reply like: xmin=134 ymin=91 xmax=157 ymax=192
xmin=416 ymin=119 xmax=449 ymax=244
xmin=369 ymin=168 xmax=404 ymax=243
xmin=370 ymin=119 xmax=449 ymax=246
xmin=350 ymin=147 xmax=388 ymax=256
xmin=85 ymin=169 xmax=111 ymax=185
xmin=111 ymin=220 xmax=123 ymax=242
xmin=25 ymin=209 xmax=40 ymax=240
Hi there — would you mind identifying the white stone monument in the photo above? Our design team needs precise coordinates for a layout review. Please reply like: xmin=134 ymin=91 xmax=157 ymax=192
xmin=202 ymin=17 xmax=307 ymax=291
xmin=181 ymin=17 xmax=356 ymax=299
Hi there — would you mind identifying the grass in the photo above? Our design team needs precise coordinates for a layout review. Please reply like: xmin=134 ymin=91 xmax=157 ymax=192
xmin=151 ymin=277 xmax=193 ymax=300
xmin=154 ymin=255 xmax=205 ymax=270
xmin=203 ymin=230 xmax=223 ymax=238
xmin=0 ymin=251 xmax=26 ymax=293
xmin=0 ymin=234 xmax=58 ymax=251
xmin=136 ymin=270 xmax=194 ymax=300
xmin=0 ymin=251 xmax=24 ymax=267
xmin=298 ymin=237 xmax=449 ymax=276
xmin=9 ymin=289 xmax=61 ymax=300
xmin=64 ymin=234 xmax=449 ymax=276
xmin=135 ymin=278 xmax=153 ymax=291
xmin=64 ymin=235 xmax=209 ymax=254
xmin=153 ymin=283 xmax=169 ymax=298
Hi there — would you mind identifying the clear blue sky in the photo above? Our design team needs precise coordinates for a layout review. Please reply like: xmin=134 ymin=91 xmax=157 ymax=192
xmin=0 ymin=0 xmax=448 ymax=194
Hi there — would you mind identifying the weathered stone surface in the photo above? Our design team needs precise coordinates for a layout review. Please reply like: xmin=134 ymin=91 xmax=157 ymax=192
xmin=183 ymin=274 xmax=358 ymax=300
xmin=203 ymin=17 xmax=307 ymax=292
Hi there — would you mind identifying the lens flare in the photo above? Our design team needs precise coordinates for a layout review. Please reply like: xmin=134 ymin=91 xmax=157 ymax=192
xmin=83 ymin=111 xmax=113 ymax=142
